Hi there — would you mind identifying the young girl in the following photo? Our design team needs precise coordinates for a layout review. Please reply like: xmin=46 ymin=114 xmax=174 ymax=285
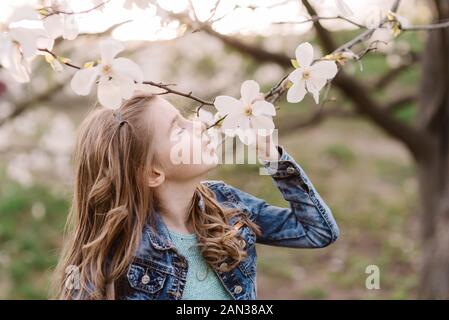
xmin=51 ymin=91 xmax=339 ymax=300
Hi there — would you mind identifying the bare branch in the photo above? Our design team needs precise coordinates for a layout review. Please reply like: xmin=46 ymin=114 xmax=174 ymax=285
xmin=36 ymin=48 xmax=215 ymax=107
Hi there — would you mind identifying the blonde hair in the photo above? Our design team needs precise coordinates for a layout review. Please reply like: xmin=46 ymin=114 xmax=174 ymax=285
xmin=50 ymin=92 xmax=261 ymax=300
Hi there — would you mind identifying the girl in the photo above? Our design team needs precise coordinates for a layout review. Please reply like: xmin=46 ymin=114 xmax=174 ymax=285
xmin=51 ymin=91 xmax=339 ymax=300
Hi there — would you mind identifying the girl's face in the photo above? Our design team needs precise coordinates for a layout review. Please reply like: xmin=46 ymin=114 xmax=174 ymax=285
xmin=148 ymin=96 xmax=218 ymax=182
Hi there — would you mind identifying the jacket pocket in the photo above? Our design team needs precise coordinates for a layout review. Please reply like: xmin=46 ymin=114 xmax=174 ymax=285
xmin=127 ymin=260 xmax=168 ymax=297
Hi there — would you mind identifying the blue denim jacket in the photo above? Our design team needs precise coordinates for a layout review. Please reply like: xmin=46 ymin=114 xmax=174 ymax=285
xmin=117 ymin=145 xmax=340 ymax=300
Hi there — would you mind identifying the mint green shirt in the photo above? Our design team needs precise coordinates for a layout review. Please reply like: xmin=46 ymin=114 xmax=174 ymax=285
xmin=167 ymin=229 xmax=233 ymax=300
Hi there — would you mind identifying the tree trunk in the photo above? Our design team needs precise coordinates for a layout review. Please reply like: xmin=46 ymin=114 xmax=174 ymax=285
xmin=417 ymin=1 xmax=449 ymax=297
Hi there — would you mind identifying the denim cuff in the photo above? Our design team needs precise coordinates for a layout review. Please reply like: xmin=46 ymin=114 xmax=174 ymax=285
xmin=262 ymin=144 xmax=311 ymax=193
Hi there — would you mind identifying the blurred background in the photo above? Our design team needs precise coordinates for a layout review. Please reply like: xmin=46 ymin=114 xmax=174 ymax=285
xmin=1 ymin=0 xmax=447 ymax=299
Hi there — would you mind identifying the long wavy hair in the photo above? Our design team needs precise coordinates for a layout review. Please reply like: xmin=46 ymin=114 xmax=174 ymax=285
xmin=50 ymin=92 xmax=261 ymax=300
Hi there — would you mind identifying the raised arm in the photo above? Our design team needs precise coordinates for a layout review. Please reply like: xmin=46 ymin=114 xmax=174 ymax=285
xmin=226 ymin=145 xmax=340 ymax=248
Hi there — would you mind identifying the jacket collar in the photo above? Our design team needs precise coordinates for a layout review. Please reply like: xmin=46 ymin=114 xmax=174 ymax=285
xmin=147 ymin=191 xmax=206 ymax=251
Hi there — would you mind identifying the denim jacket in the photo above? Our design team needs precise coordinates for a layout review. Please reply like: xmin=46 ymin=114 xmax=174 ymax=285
xmin=115 ymin=145 xmax=340 ymax=300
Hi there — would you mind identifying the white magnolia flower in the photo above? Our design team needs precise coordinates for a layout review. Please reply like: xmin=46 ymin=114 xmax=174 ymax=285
xmin=123 ymin=0 xmax=154 ymax=10
xmin=287 ymin=42 xmax=338 ymax=104
xmin=335 ymin=0 xmax=353 ymax=17
xmin=70 ymin=39 xmax=144 ymax=109
xmin=214 ymin=80 xmax=276 ymax=145
xmin=0 ymin=5 xmax=52 ymax=83
xmin=42 ymin=0 xmax=79 ymax=40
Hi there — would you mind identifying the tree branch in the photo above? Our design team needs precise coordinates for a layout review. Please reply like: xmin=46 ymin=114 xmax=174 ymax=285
xmin=299 ymin=0 xmax=433 ymax=159
xmin=174 ymin=0 xmax=433 ymax=159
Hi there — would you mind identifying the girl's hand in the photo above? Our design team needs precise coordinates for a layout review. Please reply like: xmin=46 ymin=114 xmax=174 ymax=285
xmin=255 ymin=132 xmax=279 ymax=162
xmin=252 ymin=93 xmax=279 ymax=162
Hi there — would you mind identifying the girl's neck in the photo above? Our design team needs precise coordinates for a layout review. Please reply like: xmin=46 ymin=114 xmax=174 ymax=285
xmin=155 ymin=178 xmax=200 ymax=234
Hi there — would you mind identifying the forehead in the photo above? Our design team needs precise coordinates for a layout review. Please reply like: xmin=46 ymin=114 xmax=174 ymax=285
xmin=149 ymin=96 xmax=178 ymax=115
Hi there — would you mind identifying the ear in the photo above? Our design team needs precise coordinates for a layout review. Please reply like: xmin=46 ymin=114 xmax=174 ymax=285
xmin=148 ymin=167 xmax=165 ymax=187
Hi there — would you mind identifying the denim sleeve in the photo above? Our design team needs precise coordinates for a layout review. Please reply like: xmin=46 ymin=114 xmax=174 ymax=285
xmin=226 ymin=145 xmax=340 ymax=248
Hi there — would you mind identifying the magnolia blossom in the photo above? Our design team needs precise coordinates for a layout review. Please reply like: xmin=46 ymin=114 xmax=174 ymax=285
xmin=335 ymin=0 xmax=353 ymax=17
xmin=0 ymin=5 xmax=52 ymax=83
xmin=287 ymin=42 xmax=338 ymax=104
xmin=214 ymin=80 xmax=276 ymax=145
xmin=42 ymin=0 xmax=79 ymax=40
xmin=70 ymin=39 xmax=143 ymax=109
xmin=123 ymin=0 xmax=155 ymax=10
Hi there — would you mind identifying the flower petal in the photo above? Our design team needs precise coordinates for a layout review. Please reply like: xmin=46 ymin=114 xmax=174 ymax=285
xmin=214 ymin=95 xmax=243 ymax=115
xmin=286 ymin=81 xmax=306 ymax=103
xmin=306 ymin=77 xmax=327 ymax=93
xmin=295 ymin=42 xmax=314 ymax=68
xmin=9 ymin=27 xmax=40 ymax=58
xmin=115 ymin=75 xmax=136 ymax=100
xmin=70 ymin=66 xmax=100 ymax=96
xmin=240 ymin=80 xmax=260 ymax=105
xmin=4 ymin=44 xmax=31 ymax=83
xmin=62 ymin=15 xmax=79 ymax=40
xmin=310 ymin=60 xmax=338 ymax=79
xmin=250 ymin=115 xmax=274 ymax=136
xmin=221 ymin=113 xmax=241 ymax=132
xmin=237 ymin=116 xmax=250 ymax=130
xmin=98 ymin=76 xmax=123 ymax=109
xmin=311 ymin=90 xmax=320 ymax=104
xmin=112 ymin=57 xmax=143 ymax=83
xmin=235 ymin=128 xmax=256 ymax=145
xmin=252 ymin=100 xmax=276 ymax=116
xmin=100 ymin=39 xmax=124 ymax=65
xmin=287 ymin=68 xmax=303 ymax=83
xmin=43 ymin=14 xmax=64 ymax=39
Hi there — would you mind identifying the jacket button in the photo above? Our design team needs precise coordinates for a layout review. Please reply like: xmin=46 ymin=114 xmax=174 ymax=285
xmin=286 ymin=166 xmax=295 ymax=174
xmin=141 ymin=274 xmax=150 ymax=284
xmin=219 ymin=262 xmax=228 ymax=272
xmin=234 ymin=285 xmax=243 ymax=294
xmin=239 ymin=239 xmax=246 ymax=248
